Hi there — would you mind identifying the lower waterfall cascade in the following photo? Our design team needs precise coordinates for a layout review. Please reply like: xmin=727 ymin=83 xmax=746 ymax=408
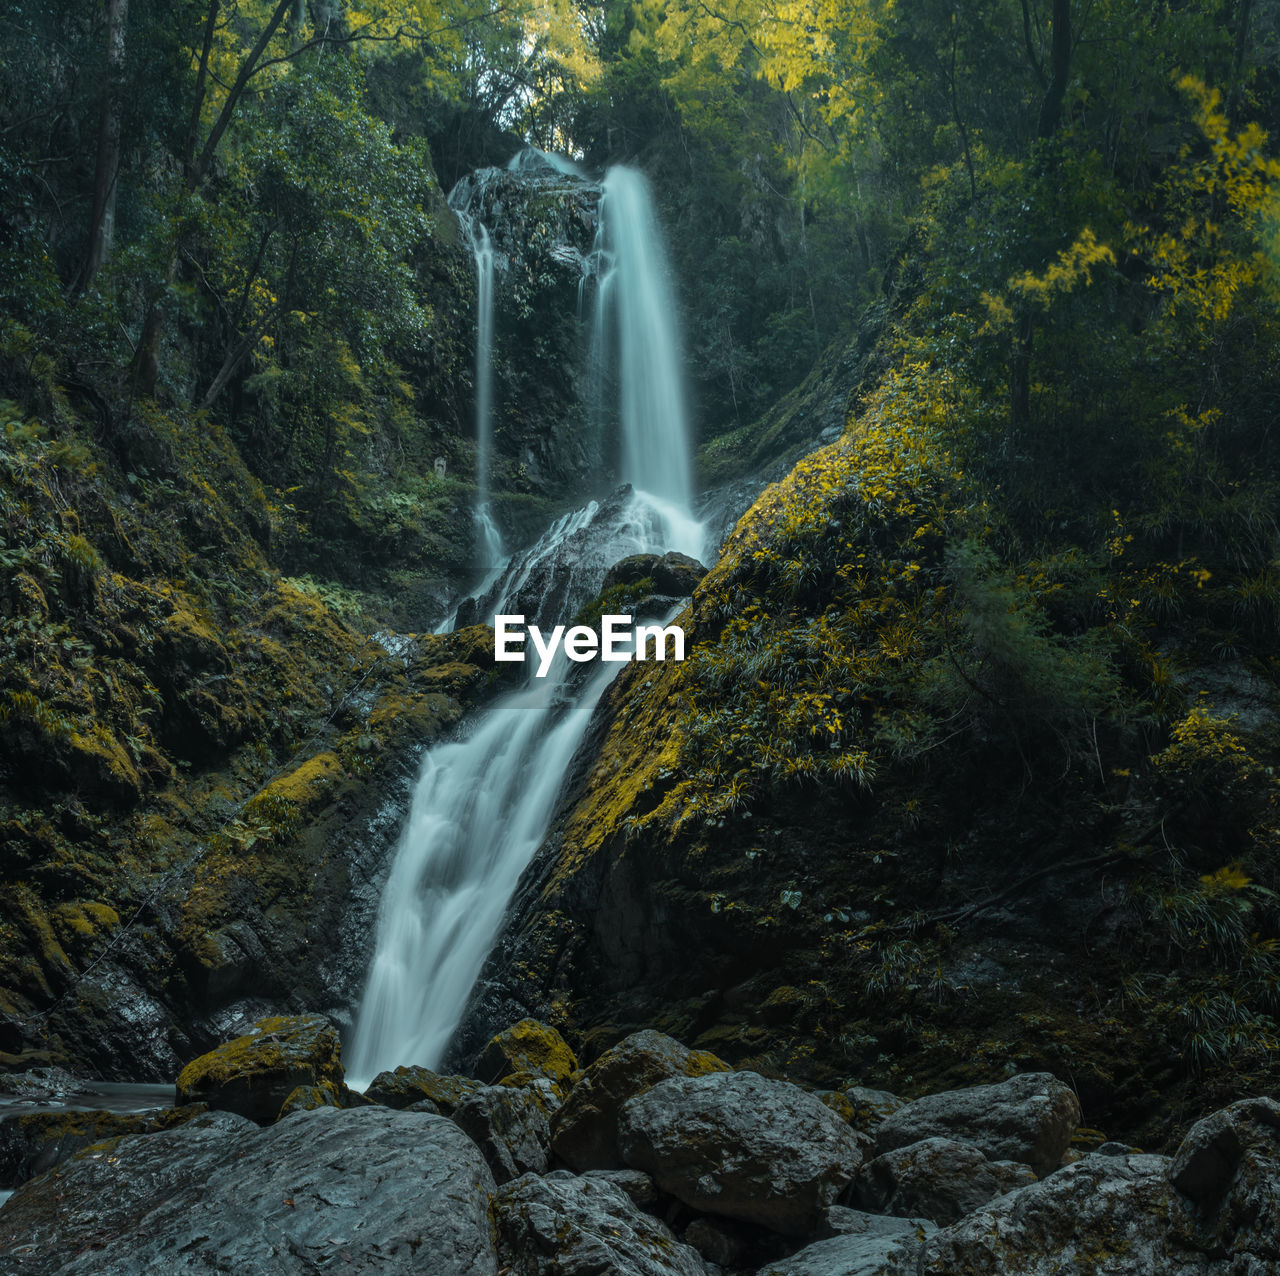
xmin=347 ymin=154 xmax=703 ymax=1084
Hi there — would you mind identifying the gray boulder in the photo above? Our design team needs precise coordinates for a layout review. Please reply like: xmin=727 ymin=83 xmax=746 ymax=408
xmin=0 ymin=1106 xmax=498 ymax=1274
xmin=495 ymin=1170 xmax=707 ymax=1276
xmin=618 ymin=1070 xmax=862 ymax=1236
xmin=758 ymin=1229 xmax=928 ymax=1276
xmin=818 ymin=1206 xmax=936 ymax=1240
xmin=920 ymin=1152 xmax=1210 ymax=1275
xmin=874 ymin=1073 xmax=1080 ymax=1176
xmin=452 ymin=1083 xmax=552 ymax=1183
xmin=1169 ymin=1095 xmax=1280 ymax=1270
xmin=853 ymin=1136 xmax=1036 ymax=1223
xmin=550 ymin=1029 xmax=729 ymax=1171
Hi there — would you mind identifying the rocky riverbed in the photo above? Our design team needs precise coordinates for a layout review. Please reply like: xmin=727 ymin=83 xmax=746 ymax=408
xmin=0 ymin=1015 xmax=1275 ymax=1273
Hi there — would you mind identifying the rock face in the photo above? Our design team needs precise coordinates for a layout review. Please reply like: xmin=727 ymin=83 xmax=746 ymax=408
xmin=477 ymin=1018 xmax=577 ymax=1084
xmin=853 ymin=1137 xmax=1036 ymax=1224
xmin=1169 ymin=1095 xmax=1280 ymax=1269
xmin=174 ymin=1014 xmax=347 ymax=1124
xmin=549 ymin=1029 xmax=729 ymax=1171
xmin=618 ymin=1070 xmax=863 ymax=1236
xmin=494 ymin=1170 xmax=707 ymax=1276
xmin=0 ymin=1106 xmax=499 ymax=1274
xmin=873 ymin=1073 xmax=1080 ymax=1177
xmin=452 ymin=1083 xmax=553 ymax=1183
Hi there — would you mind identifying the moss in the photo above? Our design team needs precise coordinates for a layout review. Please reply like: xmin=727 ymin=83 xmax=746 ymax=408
xmin=249 ymin=752 xmax=344 ymax=816
xmin=478 ymin=1018 xmax=577 ymax=1084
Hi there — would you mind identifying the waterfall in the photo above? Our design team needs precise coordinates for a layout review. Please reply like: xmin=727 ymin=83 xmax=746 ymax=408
xmin=593 ymin=167 xmax=696 ymax=529
xmin=348 ymin=156 xmax=700 ymax=1084
xmin=470 ymin=220 xmax=504 ymax=569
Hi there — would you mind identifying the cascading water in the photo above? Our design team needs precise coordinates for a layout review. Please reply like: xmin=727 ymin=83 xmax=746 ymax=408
xmin=468 ymin=220 xmax=504 ymax=570
xmin=593 ymin=167 xmax=696 ymax=526
xmin=348 ymin=156 xmax=702 ymax=1084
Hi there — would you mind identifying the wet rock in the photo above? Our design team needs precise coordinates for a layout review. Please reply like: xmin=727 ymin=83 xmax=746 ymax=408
xmin=919 ymin=1152 xmax=1205 ymax=1275
xmin=452 ymin=1083 xmax=552 ymax=1183
xmin=0 ymin=1106 xmax=498 ymax=1274
xmin=602 ymin=552 xmax=707 ymax=598
xmin=478 ymin=1018 xmax=577 ymax=1084
xmin=363 ymin=1064 xmax=482 ymax=1114
xmin=757 ymin=1228 xmax=927 ymax=1276
xmin=1169 ymin=1095 xmax=1280 ymax=1267
xmin=874 ymin=1072 xmax=1080 ymax=1176
xmin=550 ymin=1029 xmax=729 ymax=1171
xmin=618 ymin=1070 xmax=862 ymax=1236
xmin=174 ymin=1013 xmax=346 ymax=1125
xmin=494 ymin=1170 xmax=707 ymax=1276
xmin=852 ymin=1137 xmax=1036 ymax=1224
xmin=0 ymin=1067 xmax=91 ymax=1103
xmin=0 ymin=1105 xmax=205 ymax=1186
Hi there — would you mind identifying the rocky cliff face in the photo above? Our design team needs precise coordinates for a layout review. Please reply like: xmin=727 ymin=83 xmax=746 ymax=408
xmin=448 ymin=152 xmax=605 ymax=540
xmin=454 ymin=357 xmax=1280 ymax=1151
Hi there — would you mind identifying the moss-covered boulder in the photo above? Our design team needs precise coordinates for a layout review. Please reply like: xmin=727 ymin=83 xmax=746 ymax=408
xmin=478 ymin=1018 xmax=577 ymax=1085
xmin=549 ymin=1029 xmax=729 ymax=1171
xmin=175 ymin=1015 xmax=344 ymax=1125
xmin=0 ymin=1105 xmax=206 ymax=1186
xmin=362 ymin=1065 xmax=482 ymax=1115
xmin=277 ymin=1081 xmax=344 ymax=1120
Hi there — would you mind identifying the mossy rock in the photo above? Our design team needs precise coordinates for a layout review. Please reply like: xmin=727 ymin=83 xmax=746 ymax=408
xmin=478 ymin=1019 xmax=577 ymax=1086
xmin=175 ymin=1014 xmax=344 ymax=1125
xmin=0 ymin=1104 xmax=206 ymax=1185
xmin=817 ymin=1090 xmax=856 ymax=1124
xmin=549 ymin=1029 xmax=730 ymax=1171
xmin=362 ymin=1065 xmax=482 ymax=1115
xmin=277 ymin=1080 xmax=343 ymax=1119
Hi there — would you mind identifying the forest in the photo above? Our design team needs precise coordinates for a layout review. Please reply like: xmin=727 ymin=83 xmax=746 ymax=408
xmin=1 ymin=0 xmax=1279 ymax=1270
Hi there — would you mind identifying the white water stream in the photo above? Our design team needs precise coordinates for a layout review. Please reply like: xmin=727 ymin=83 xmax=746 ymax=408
xmin=348 ymin=160 xmax=700 ymax=1083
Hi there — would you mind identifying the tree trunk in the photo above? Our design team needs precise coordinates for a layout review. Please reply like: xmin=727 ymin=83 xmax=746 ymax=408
xmin=1036 ymin=0 xmax=1071 ymax=138
xmin=83 ymin=0 xmax=129 ymax=289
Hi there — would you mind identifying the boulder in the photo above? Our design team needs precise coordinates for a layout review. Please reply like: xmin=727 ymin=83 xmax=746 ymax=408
xmin=1169 ymin=1095 xmax=1280 ymax=1267
xmin=550 ymin=1029 xmax=729 ymax=1171
xmin=494 ymin=1170 xmax=708 ymax=1276
xmin=452 ymin=1083 xmax=552 ymax=1183
xmin=0 ymin=1105 xmax=205 ymax=1186
xmin=618 ymin=1070 xmax=862 ymax=1236
xmin=852 ymin=1137 xmax=1036 ymax=1224
xmin=817 ymin=1207 xmax=936 ymax=1240
xmin=602 ymin=552 xmax=707 ymax=598
xmin=758 ymin=1229 xmax=928 ymax=1276
xmin=363 ymin=1064 xmax=482 ymax=1114
xmin=0 ymin=1106 xmax=499 ymax=1274
xmin=174 ymin=1014 xmax=346 ymax=1124
xmin=843 ymin=1087 xmax=906 ymax=1135
xmin=919 ymin=1152 xmax=1209 ymax=1275
xmin=874 ymin=1073 xmax=1080 ymax=1176
xmin=277 ymin=1081 xmax=342 ymax=1118
xmin=478 ymin=1019 xmax=577 ymax=1085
